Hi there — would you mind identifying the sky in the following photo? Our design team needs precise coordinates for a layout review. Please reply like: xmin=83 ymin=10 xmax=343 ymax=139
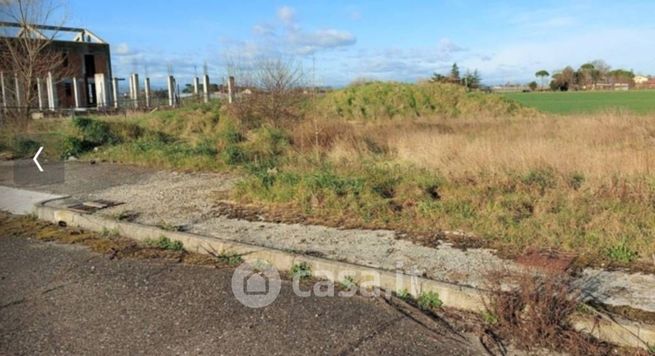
xmin=64 ymin=0 xmax=655 ymax=87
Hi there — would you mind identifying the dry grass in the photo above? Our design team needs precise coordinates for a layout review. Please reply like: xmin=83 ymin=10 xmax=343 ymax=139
xmin=483 ymin=270 xmax=613 ymax=355
xmin=384 ymin=112 xmax=655 ymax=182
xmin=265 ymin=112 xmax=655 ymax=266
xmin=305 ymin=111 xmax=655 ymax=184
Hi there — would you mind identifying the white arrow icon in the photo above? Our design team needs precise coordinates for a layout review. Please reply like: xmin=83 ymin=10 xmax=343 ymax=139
xmin=33 ymin=146 xmax=44 ymax=172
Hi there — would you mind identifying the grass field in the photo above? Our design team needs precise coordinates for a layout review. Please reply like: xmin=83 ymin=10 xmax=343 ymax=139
xmin=3 ymin=82 xmax=655 ymax=270
xmin=503 ymin=90 xmax=655 ymax=114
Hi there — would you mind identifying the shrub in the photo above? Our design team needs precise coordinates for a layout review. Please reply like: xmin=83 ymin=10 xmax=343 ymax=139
xmin=568 ymin=172 xmax=585 ymax=190
xmin=216 ymin=251 xmax=244 ymax=266
xmin=340 ymin=276 xmax=357 ymax=290
xmin=11 ymin=137 xmax=40 ymax=157
xmin=522 ymin=167 xmax=556 ymax=193
xmin=417 ymin=291 xmax=443 ymax=310
xmin=146 ymin=236 xmax=184 ymax=251
xmin=61 ymin=136 xmax=93 ymax=158
xmin=222 ymin=144 xmax=248 ymax=165
xmin=72 ymin=117 xmax=118 ymax=145
xmin=607 ymin=241 xmax=638 ymax=263
xmin=290 ymin=261 xmax=312 ymax=279
xmin=483 ymin=271 xmax=606 ymax=354
xmin=396 ymin=288 xmax=411 ymax=301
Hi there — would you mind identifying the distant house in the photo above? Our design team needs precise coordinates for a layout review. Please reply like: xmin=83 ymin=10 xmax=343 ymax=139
xmin=640 ymin=78 xmax=655 ymax=89
xmin=634 ymin=75 xmax=649 ymax=85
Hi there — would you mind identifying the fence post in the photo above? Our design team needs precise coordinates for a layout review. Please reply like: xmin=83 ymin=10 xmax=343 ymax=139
xmin=193 ymin=77 xmax=199 ymax=97
xmin=130 ymin=73 xmax=140 ymax=109
xmin=112 ymin=77 xmax=119 ymax=109
xmin=144 ymin=77 xmax=151 ymax=108
xmin=0 ymin=72 xmax=6 ymax=112
xmin=14 ymin=73 xmax=21 ymax=108
xmin=72 ymin=77 xmax=80 ymax=109
xmin=203 ymin=75 xmax=210 ymax=103
xmin=47 ymin=72 xmax=57 ymax=111
xmin=37 ymin=78 xmax=44 ymax=110
xmin=167 ymin=75 xmax=176 ymax=107
xmin=95 ymin=73 xmax=109 ymax=108
xmin=227 ymin=76 xmax=235 ymax=104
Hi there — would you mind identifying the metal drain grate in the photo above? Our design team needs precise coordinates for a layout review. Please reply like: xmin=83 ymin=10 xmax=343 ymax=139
xmin=67 ymin=199 xmax=123 ymax=214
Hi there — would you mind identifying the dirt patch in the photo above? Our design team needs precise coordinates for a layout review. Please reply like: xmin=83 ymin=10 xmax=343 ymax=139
xmin=0 ymin=212 xmax=234 ymax=269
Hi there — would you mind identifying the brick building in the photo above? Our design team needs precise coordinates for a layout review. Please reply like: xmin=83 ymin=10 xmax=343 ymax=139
xmin=0 ymin=22 xmax=112 ymax=109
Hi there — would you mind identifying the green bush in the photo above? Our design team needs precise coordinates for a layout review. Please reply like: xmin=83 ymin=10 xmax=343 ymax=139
xmin=11 ymin=137 xmax=41 ymax=157
xmin=417 ymin=291 xmax=443 ymax=310
xmin=568 ymin=172 xmax=585 ymax=190
xmin=522 ymin=167 xmax=556 ymax=193
xmin=290 ymin=261 xmax=312 ymax=279
xmin=146 ymin=236 xmax=184 ymax=251
xmin=318 ymin=81 xmax=531 ymax=120
xmin=607 ymin=241 xmax=638 ymax=263
xmin=72 ymin=117 xmax=118 ymax=145
xmin=61 ymin=136 xmax=92 ymax=158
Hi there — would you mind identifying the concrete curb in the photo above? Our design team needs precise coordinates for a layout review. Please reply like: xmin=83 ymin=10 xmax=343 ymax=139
xmin=34 ymin=202 xmax=655 ymax=350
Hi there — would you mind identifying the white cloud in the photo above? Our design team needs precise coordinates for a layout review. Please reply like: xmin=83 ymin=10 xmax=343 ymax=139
xmin=238 ymin=6 xmax=356 ymax=57
xmin=114 ymin=43 xmax=134 ymax=56
xmin=252 ymin=23 xmax=275 ymax=36
xmin=289 ymin=29 xmax=356 ymax=55
xmin=277 ymin=5 xmax=296 ymax=25
xmin=437 ymin=38 xmax=466 ymax=54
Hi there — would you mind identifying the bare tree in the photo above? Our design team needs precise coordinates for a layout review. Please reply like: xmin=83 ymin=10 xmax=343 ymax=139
xmin=0 ymin=0 xmax=69 ymax=127
xmin=229 ymin=57 xmax=306 ymax=128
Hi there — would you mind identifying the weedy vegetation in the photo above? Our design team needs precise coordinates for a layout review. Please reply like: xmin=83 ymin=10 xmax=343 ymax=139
xmin=3 ymin=79 xmax=655 ymax=269
xmin=145 ymin=236 xmax=184 ymax=251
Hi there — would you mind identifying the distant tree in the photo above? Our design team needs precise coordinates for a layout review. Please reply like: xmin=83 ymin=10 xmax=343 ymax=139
xmin=528 ymin=81 xmax=538 ymax=91
xmin=462 ymin=70 xmax=481 ymax=90
xmin=535 ymin=70 xmax=549 ymax=90
xmin=577 ymin=63 xmax=597 ymax=89
xmin=590 ymin=59 xmax=611 ymax=82
xmin=549 ymin=66 xmax=576 ymax=91
xmin=430 ymin=73 xmax=446 ymax=83
xmin=450 ymin=63 xmax=460 ymax=82
xmin=608 ymin=69 xmax=635 ymax=87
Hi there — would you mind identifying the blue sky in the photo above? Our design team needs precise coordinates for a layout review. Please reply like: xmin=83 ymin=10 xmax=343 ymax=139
xmin=66 ymin=0 xmax=655 ymax=87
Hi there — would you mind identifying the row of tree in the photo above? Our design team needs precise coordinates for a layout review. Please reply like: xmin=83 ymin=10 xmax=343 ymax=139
xmin=535 ymin=60 xmax=636 ymax=91
xmin=430 ymin=63 xmax=481 ymax=90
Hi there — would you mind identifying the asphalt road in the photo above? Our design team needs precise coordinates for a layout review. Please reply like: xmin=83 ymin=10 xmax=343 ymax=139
xmin=0 ymin=234 xmax=483 ymax=355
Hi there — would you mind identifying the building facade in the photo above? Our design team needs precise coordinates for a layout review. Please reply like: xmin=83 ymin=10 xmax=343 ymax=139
xmin=0 ymin=22 xmax=112 ymax=110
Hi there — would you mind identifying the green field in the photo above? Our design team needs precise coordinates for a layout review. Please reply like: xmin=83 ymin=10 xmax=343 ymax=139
xmin=503 ymin=90 xmax=655 ymax=114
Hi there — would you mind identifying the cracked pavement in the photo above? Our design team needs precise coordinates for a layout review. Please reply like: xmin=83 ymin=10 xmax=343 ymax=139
xmin=0 ymin=233 xmax=484 ymax=355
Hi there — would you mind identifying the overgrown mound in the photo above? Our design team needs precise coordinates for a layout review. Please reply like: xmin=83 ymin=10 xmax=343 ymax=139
xmin=317 ymin=81 xmax=531 ymax=120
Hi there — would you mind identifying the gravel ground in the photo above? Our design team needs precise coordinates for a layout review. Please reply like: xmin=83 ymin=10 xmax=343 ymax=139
xmin=3 ymin=161 xmax=655 ymax=314
xmin=0 ymin=233 xmax=485 ymax=355
xmin=85 ymin=167 xmax=516 ymax=289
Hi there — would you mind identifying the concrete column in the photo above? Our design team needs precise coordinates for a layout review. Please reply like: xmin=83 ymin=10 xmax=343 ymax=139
xmin=130 ymin=73 xmax=139 ymax=109
xmin=36 ymin=78 xmax=45 ymax=110
xmin=128 ymin=75 xmax=134 ymax=103
xmin=112 ymin=77 xmax=119 ymax=109
xmin=46 ymin=72 xmax=57 ymax=111
xmin=144 ymin=77 xmax=151 ymax=108
xmin=227 ymin=76 xmax=235 ymax=104
xmin=167 ymin=76 xmax=176 ymax=107
xmin=94 ymin=73 xmax=109 ymax=108
xmin=72 ymin=77 xmax=81 ymax=109
xmin=14 ymin=73 xmax=21 ymax=108
xmin=193 ymin=77 xmax=199 ymax=96
xmin=202 ymin=75 xmax=210 ymax=103
xmin=0 ymin=72 xmax=7 ymax=112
